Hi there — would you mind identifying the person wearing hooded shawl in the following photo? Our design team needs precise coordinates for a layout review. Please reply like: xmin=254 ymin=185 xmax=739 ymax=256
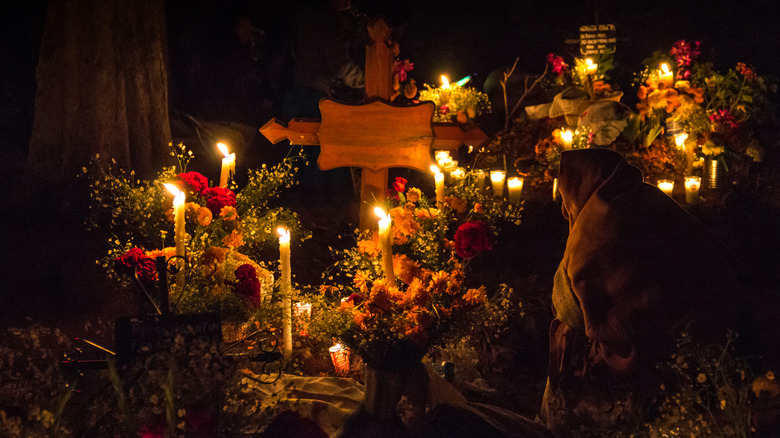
xmin=540 ymin=147 xmax=755 ymax=436
xmin=420 ymin=148 xmax=755 ymax=438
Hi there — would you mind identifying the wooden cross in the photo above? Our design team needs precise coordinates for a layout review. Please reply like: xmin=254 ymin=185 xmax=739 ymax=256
xmin=260 ymin=19 xmax=488 ymax=229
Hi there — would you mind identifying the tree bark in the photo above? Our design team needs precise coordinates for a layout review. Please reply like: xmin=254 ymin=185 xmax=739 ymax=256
xmin=26 ymin=0 xmax=171 ymax=183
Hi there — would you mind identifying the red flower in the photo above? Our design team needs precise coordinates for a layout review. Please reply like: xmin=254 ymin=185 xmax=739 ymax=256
xmin=392 ymin=177 xmax=407 ymax=193
xmin=179 ymin=171 xmax=209 ymax=195
xmin=201 ymin=187 xmax=237 ymax=216
xmin=115 ymin=248 xmax=157 ymax=283
xmin=710 ymin=109 xmax=740 ymax=129
xmin=232 ymin=263 xmax=262 ymax=305
xmin=386 ymin=188 xmax=399 ymax=201
xmin=454 ymin=221 xmax=494 ymax=258
xmin=546 ymin=53 xmax=568 ymax=77
xmin=392 ymin=59 xmax=414 ymax=83
xmin=440 ymin=104 xmax=449 ymax=115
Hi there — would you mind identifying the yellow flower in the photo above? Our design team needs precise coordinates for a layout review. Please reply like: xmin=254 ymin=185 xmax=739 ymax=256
xmin=720 ymin=399 xmax=726 ymax=410
xmin=445 ymin=196 xmax=468 ymax=214
xmin=697 ymin=373 xmax=707 ymax=383
xmin=353 ymin=271 xmax=370 ymax=294
xmin=221 ymin=229 xmax=244 ymax=248
xmin=463 ymin=286 xmax=487 ymax=304
xmin=357 ymin=239 xmax=380 ymax=257
xmin=196 ymin=207 xmax=212 ymax=226
xmin=220 ymin=206 xmax=238 ymax=221
xmin=407 ymin=187 xmax=422 ymax=203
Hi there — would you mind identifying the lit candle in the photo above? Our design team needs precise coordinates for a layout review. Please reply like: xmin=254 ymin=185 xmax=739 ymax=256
xmin=434 ymin=150 xmax=451 ymax=167
xmin=674 ymin=133 xmax=688 ymax=150
xmin=293 ymin=302 xmax=312 ymax=336
xmin=217 ymin=142 xmax=236 ymax=188
xmin=450 ymin=167 xmax=465 ymax=181
xmin=657 ymin=179 xmax=674 ymax=197
xmin=507 ymin=177 xmax=523 ymax=204
xmin=277 ymin=227 xmax=292 ymax=362
xmin=329 ymin=343 xmax=351 ymax=375
xmin=374 ymin=207 xmax=395 ymax=285
xmin=431 ymin=165 xmax=445 ymax=208
xmin=164 ymin=183 xmax=186 ymax=292
xmin=473 ymin=169 xmax=486 ymax=190
xmin=552 ymin=177 xmax=559 ymax=202
xmin=659 ymin=63 xmax=674 ymax=88
xmin=684 ymin=176 xmax=701 ymax=204
xmin=490 ymin=170 xmax=506 ymax=198
xmin=585 ymin=58 xmax=597 ymax=75
xmin=441 ymin=75 xmax=450 ymax=89
xmin=561 ymin=129 xmax=573 ymax=150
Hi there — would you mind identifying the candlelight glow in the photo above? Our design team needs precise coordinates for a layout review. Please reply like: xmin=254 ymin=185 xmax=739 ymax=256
xmin=657 ymin=179 xmax=674 ymax=197
xmin=431 ymin=164 xmax=441 ymax=174
xmin=163 ymin=183 xmax=184 ymax=203
xmin=374 ymin=206 xmax=389 ymax=221
xmin=561 ymin=129 xmax=573 ymax=149
xmin=661 ymin=63 xmax=671 ymax=75
xmin=441 ymin=75 xmax=450 ymax=89
xmin=585 ymin=58 xmax=597 ymax=74
xmin=217 ymin=142 xmax=230 ymax=158
xmin=674 ymin=133 xmax=688 ymax=149
xmin=277 ymin=227 xmax=290 ymax=243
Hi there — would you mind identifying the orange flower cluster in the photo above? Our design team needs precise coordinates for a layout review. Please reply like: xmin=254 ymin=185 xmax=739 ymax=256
xmin=636 ymin=78 xmax=704 ymax=118
xmin=340 ymin=258 xmax=485 ymax=350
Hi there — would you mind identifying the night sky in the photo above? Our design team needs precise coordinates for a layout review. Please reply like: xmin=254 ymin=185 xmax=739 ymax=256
xmin=1 ymin=0 xmax=778 ymax=159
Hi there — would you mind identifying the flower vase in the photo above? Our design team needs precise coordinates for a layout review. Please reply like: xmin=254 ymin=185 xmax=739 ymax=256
xmin=362 ymin=364 xmax=411 ymax=421
xmin=704 ymin=158 xmax=730 ymax=190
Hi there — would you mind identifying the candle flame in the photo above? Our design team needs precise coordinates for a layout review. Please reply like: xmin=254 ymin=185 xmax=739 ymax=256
xmin=441 ymin=75 xmax=450 ymax=89
xmin=430 ymin=164 xmax=441 ymax=174
xmin=561 ymin=129 xmax=573 ymax=142
xmin=585 ymin=58 xmax=594 ymax=67
xmin=661 ymin=63 xmax=671 ymax=74
xmin=217 ymin=142 xmax=230 ymax=158
xmin=674 ymin=133 xmax=688 ymax=149
xmin=163 ymin=183 xmax=182 ymax=197
xmin=276 ymin=227 xmax=290 ymax=239
xmin=374 ymin=206 xmax=388 ymax=219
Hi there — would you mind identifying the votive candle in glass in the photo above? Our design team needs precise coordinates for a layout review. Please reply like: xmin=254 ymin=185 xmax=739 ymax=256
xmin=684 ymin=176 xmax=701 ymax=204
xmin=473 ymin=169 xmax=486 ymax=190
xmin=657 ymin=179 xmax=674 ymax=197
xmin=490 ymin=170 xmax=506 ymax=198
xmin=507 ymin=177 xmax=523 ymax=204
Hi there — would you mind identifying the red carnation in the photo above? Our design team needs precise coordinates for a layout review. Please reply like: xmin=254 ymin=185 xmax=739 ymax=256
xmin=179 ymin=171 xmax=209 ymax=195
xmin=454 ymin=221 xmax=494 ymax=258
xmin=232 ymin=263 xmax=262 ymax=305
xmin=201 ymin=187 xmax=237 ymax=216
xmin=393 ymin=177 xmax=407 ymax=193
xmin=115 ymin=248 xmax=157 ymax=283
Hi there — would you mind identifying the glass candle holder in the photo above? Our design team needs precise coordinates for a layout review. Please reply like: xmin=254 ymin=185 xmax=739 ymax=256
xmin=657 ymin=179 xmax=674 ymax=197
xmin=507 ymin=177 xmax=523 ymax=204
xmin=473 ymin=169 xmax=486 ymax=190
xmin=490 ymin=170 xmax=506 ymax=197
xmin=684 ymin=176 xmax=701 ymax=204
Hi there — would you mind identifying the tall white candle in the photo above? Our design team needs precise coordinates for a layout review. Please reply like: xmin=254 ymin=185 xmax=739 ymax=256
xmin=507 ymin=177 xmax=523 ymax=204
xmin=561 ymin=130 xmax=573 ymax=150
xmin=684 ymin=176 xmax=701 ymax=204
xmin=374 ymin=207 xmax=395 ymax=285
xmin=657 ymin=179 xmax=674 ymax=197
xmin=277 ymin=227 xmax=292 ymax=362
xmin=431 ymin=165 xmax=445 ymax=208
xmin=659 ymin=63 xmax=674 ymax=88
xmin=217 ymin=142 xmax=236 ymax=188
xmin=490 ymin=170 xmax=506 ymax=198
xmin=164 ymin=183 xmax=186 ymax=293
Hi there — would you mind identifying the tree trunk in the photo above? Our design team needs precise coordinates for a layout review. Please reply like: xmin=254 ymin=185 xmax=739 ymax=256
xmin=26 ymin=0 xmax=171 ymax=183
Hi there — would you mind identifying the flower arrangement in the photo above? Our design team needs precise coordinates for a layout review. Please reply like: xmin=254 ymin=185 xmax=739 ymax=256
xmin=634 ymin=40 xmax=776 ymax=180
xmin=308 ymin=173 xmax=521 ymax=370
xmin=419 ymin=79 xmax=491 ymax=124
xmin=87 ymin=143 xmax=308 ymax=325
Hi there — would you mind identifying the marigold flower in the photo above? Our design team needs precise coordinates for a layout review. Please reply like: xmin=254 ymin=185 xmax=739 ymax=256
xmin=406 ymin=187 xmax=422 ymax=203
xmin=353 ymin=271 xmax=370 ymax=294
xmin=463 ymin=286 xmax=487 ymax=305
xmin=473 ymin=203 xmax=484 ymax=214
xmin=697 ymin=373 xmax=707 ymax=383
xmin=445 ymin=196 xmax=468 ymax=214
xmin=145 ymin=247 xmax=176 ymax=260
xmin=220 ymin=206 xmax=238 ymax=221
xmin=221 ymin=229 xmax=244 ymax=248
xmin=395 ymin=254 xmax=422 ymax=285
xmin=196 ymin=207 xmax=212 ymax=226
xmin=357 ymin=239 xmax=380 ymax=257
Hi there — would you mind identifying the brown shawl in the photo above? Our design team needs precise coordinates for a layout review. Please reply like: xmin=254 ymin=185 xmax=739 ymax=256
xmin=543 ymin=148 xmax=746 ymax=435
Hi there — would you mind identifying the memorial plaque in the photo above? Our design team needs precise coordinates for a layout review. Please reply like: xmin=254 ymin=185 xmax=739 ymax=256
xmin=579 ymin=24 xmax=617 ymax=55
